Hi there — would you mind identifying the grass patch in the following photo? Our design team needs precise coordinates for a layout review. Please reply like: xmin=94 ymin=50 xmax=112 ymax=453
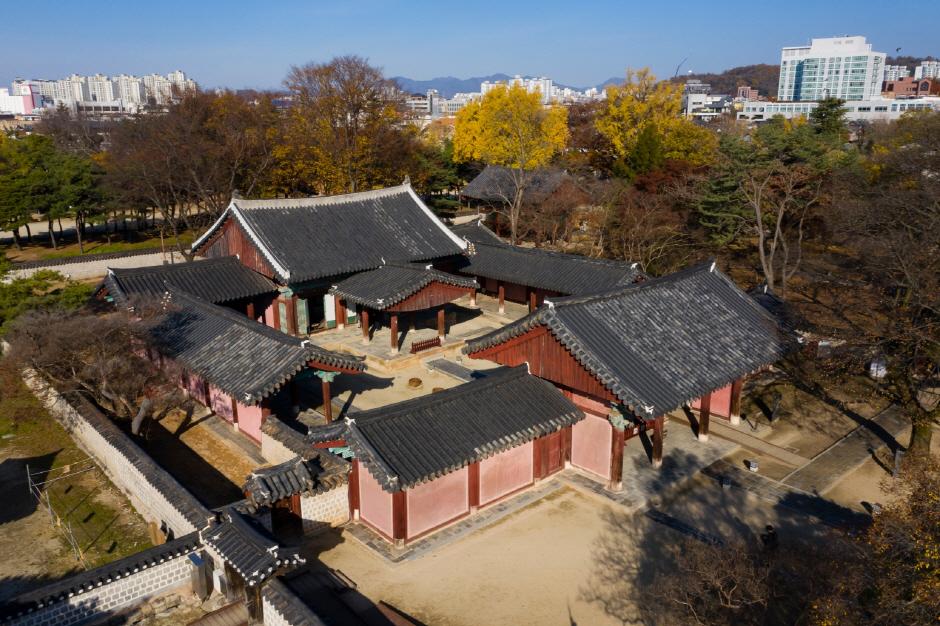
xmin=5 ymin=230 xmax=197 ymax=263
xmin=0 ymin=367 xmax=152 ymax=569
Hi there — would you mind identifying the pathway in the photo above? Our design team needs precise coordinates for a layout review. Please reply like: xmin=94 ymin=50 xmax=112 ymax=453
xmin=781 ymin=405 xmax=907 ymax=494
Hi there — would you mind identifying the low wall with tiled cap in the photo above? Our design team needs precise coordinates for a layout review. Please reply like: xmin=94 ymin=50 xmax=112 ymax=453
xmin=0 ymin=533 xmax=200 ymax=626
xmin=262 ymin=579 xmax=327 ymax=626
xmin=22 ymin=369 xmax=212 ymax=537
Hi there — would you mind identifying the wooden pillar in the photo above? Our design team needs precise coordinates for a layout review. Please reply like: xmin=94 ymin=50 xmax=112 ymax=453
xmin=729 ymin=377 xmax=744 ymax=426
xmin=498 ymin=283 xmax=505 ymax=314
xmin=390 ymin=313 xmax=399 ymax=352
xmin=246 ymin=301 xmax=255 ymax=321
xmin=290 ymin=380 xmax=300 ymax=416
xmin=468 ymin=462 xmax=480 ymax=513
xmin=437 ymin=307 xmax=445 ymax=339
xmin=230 ymin=396 xmax=240 ymax=431
xmin=698 ymin=393 xmax=711 ymax=442
xmin=336 ymin=298 xmax=348 ymax=330
xmin=528 ymin=289 xmax=537 ymax=312
xmin=562 ymin=426 xmax=573 ymax=467
xmin=348 ymin=460 xmax=361 ymax=520
xmin=469 ymin=288 xmax=477 ymax=307
xmin=392 ymin=491 xmax=407 ymax=548
xmin=360 ymin=308 xmax=370 ymax=345
xmin=652 ymin=415 xmax=664 ymax=468
xmin=533 ymin=436 xmax=544 ymax=480
xmin=608 ymin=426 xmax=625 ymax=491
xmin=289 ymin=295 xmax=299 ymax=335
xmin=321 ymin=377 xmax=332 ymax=423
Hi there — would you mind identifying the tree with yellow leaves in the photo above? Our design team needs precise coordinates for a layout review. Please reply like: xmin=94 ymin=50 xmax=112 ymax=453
xmin=454 ymin=84 xmax=568 ymax=244
xmin=596 ymin=68 xmax=717 ymax=177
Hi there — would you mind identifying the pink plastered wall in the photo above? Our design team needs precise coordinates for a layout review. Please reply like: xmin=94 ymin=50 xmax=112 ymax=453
xmin=571 ymin=413 xmax=612 ymax=479
xmin=691 ymin=384 xmax=732 ymax=418
xmin=406 ymin=467 xmax=469 ymax=539
xmin=236 ymin=401 xmax=263 ymax=443
xmin=359 ymin=465 xmax=394 ymax=538
xmin=263 ymin=300 xmax=277 ymax=328
xmin=480 ymin=442 xmax=534 ymax=506
xmin=184 ymin=373 xmax=207 ymax=405
xmin=208 ymin=385 xmax=234 ymax=422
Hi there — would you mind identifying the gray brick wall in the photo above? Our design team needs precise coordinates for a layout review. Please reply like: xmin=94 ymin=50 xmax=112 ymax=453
xmin=3 ymin=552 xmax=193 ymax=626
xmin=300 ymin=487 xmax=348 ymax=535
xmin=22 ymin=370 xmax=210 ymax=536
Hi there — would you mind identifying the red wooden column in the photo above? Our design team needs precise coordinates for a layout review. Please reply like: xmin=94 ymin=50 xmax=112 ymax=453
xmin=348 ymin=460 xmax=361 ymax=520
xmin=468 ymin=462 xmax=481 ymax=513
xmin=469 ymin=288 xmax=477 ymax=307
xmin=287 ymin=295 xmax=299 ymax=336
xmin=390 ymin=313 xmax=399 ymax=352
xmin=336 ymin=298 xmax=347 ymax=330
xmin=246 ymin=301 xmax=255 ymax=321
xmin=437 ymin=308 xmax=446 ymax=339
xmin=315 ymin=371 xmax=337 ymax=423
xmin=498 ymin=283 xmax=505 ymax=314
xmin=698 ymin=393 xmax=711 ymax=442
xmin=360 ymin=308 xmax=370 ymax=344
xmin=608 ymin=426 xmax=625 ymax=491
xmin=729 ymin=377 xmax=744 ymax=425
xmin=528 ymin=289 xmax=537 ymax=312
xmin=652 ymin=415 xmax=664 ymax=468
xmin=230 ymin=396 xmax=240 ymax=430
xmin=392 ymin=491 xmax=408 ymax=548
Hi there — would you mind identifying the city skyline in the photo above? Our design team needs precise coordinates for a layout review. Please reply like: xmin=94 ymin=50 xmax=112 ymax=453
xmin=3 ymin=0 xmax=937 ymax=92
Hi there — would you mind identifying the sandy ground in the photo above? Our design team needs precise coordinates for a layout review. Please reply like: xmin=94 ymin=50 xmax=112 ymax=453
xmin=307 ymin=478 xmax=829 ymax=626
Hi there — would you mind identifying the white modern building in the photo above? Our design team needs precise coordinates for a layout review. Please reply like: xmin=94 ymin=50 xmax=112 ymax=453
xmin=883 ymin=65 xmax=909 ymax=81
xmin=0 ymin=82 xmax=42 ymax=115
xmin=778 ymin=36 xmax=886 ymax=102
xmin=87 ymin=74 xmax=116 ymax=102
xmin=737 ymin=96 xmax=940 ymax=122
xmin=914 ymin=61 xmax=940 ymax=79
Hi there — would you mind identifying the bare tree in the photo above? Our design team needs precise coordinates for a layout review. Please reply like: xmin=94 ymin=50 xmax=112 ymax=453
xmin=7 ymin=307 xmax=184 ymax=435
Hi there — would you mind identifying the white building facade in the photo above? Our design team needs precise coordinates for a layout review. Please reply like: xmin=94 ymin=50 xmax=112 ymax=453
xmin=738 ymin=96 xmax=940 ymax=122
xmin=778 ymin=36 xmax=886 ymax=102
xmin=914 ymin=61 xmax=940 ymax=79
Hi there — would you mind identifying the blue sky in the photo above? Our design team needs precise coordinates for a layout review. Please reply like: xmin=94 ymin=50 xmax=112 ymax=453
xmin=4 ymin=0 xmax=938 ymax=90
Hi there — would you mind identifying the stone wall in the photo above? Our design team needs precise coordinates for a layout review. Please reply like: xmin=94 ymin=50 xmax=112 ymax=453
xmin=261 ymin=580 xmax=326 ymax=626
xmin=300 ymin=487 xmax=349 ymax=534
xmin=23 ymin=370 xmax=211 ymax=536
xmin=0 ymin=535 xmax=199 ymax=626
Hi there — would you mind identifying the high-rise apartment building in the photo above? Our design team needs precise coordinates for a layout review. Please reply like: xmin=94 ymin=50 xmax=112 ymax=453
xmin=883 ymin=65 xmax=909 ymax=81
xmin=778 ymin=36 xmax=885 ymax=102
xmin=87 ymin=74 xmax=116 ymax=102
xmin=914 ymin=61 xmax=940 ymax=79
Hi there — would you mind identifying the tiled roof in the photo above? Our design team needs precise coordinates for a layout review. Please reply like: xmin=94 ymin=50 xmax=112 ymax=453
xmin=466 ymin=261 xmax=792 ymax=418
xmin=262 ymin=579 xmax=329 ymax=626
xmin=308 ymin=366 xmax=582 ymax=491
xmin=242 ymin=454 xmax=348 ymax=511
xmin=150 ymin=289 xmax=364 ymax=404
xmin=460 ymin=165 xmax=569 ymax=204
xmin=329 ymin=263 xmax=477 ymax=310
xmin=201 ymin=509 xmax=304 ymax=586
xmin=191 ymin=184 xmax=466 ymax=283
xmin=0 ymin=532 xmax=202 ymax=620
xmin=449 ymin=218 xmax=504 ymax=245
xmin=456 ymin=241 xmax=643 ymax=295
xmin=102 ymin=256 xmax=277 ymax=307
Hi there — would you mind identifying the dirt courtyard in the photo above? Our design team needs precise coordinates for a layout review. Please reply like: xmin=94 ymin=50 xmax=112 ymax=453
xmin=305 ymin=479 xmax=825 ymax=626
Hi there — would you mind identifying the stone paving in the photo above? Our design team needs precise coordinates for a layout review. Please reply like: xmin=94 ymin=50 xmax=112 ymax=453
xmin=781 ymin=405 xmax=907 ymax=494
xmin=703 ymin=459 xmax=871 ymax=529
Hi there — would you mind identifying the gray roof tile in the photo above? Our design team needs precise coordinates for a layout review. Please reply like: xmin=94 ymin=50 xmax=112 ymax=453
xmin=330 ymin=263 xmax=477 ymax=309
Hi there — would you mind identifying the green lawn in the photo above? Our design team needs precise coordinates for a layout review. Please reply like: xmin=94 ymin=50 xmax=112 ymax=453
xmin=5 ymin=231 xmax=197 ymax=263
xmin=0 ymin=370 xmax=153 ymax=569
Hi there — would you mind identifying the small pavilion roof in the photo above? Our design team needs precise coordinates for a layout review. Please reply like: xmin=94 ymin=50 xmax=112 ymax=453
xmin=150 ymin=289 xmax=364 ymax=405
xmin=242 ymin=454 xmax=348 ymax=512
xmin=329 ymin=263 xmax=477 ymax=310
xmin=201 ymin=509 xmax=304 ymax=586
xmin=307 ymin=366 xmax=582 ymax=492
xmin=191 ymin=184 xmax=467 ymax=283
xmin=465 ymin=261 xmax=793 ymax=419
xmin=449 ymin=218 xmax=504 ymax=246
xmin=101 ymin=256 xmax=277 ymax=307
xmin=460 ymin=166 xmax=569 ymax=204
xmin=456 ymin=240 xmax=643 ymax=296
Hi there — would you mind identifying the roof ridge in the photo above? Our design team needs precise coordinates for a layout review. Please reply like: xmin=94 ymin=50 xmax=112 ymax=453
xmin=472 ymin=240 xmax=639 ymax=269
xmin=109 ymin=255 xmax=235 ymax=277
xmin=232 ymin=184 xmax=412 ymax=210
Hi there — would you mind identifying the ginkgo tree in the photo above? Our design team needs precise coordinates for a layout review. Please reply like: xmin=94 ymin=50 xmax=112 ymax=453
xmin=454 ymin=84 xmax=568 ymax=244
xmin=596 ymin=68 xmax=717 ymax=178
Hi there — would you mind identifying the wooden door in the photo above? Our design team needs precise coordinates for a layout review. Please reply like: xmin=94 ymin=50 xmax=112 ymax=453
xmin=542 ymin=430 xmax=565 ymax=476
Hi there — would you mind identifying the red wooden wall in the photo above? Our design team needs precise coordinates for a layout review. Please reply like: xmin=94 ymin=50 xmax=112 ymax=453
xmin=386 ymin=282 xmax=473 ymax=313
xmin=200 ymin=217 xmax=277 ymax=280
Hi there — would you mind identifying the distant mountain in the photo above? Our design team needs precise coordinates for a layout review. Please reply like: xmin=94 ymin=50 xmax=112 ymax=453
xmin=392 ymin=74 xmax=512 ymax=98
xmin=669 ymin=64 xmax=780 ymax=98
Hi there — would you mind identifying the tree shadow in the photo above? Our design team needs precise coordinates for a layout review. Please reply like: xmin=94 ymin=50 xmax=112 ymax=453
xmin=0 ymin=450 xmax=61 ymax=525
